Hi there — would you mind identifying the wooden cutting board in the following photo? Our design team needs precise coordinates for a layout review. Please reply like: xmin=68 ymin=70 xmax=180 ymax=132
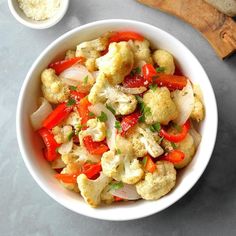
xmin=138 ymin=0 xmax=236 ymax=59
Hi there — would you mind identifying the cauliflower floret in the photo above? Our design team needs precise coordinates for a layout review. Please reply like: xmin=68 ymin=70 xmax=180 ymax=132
xmin=65 ymin=50 xmax=76 ymax=59
xmin=52 ymin=125 xmax=73 ymax=144
xmin=61 ymin=153 xmax=78 ymax=165
xmin=60 ymin=162 xmax=81 ymax=192
xmin=102 ymin=136 xmax=144 ymax=184
xmin=88 ymin=73 xmax=137 ymax=115
xmin=76 ymin=36 xmax=108 ymax=71
xmin=41 ymin=69 xmax=70 ymax=104
xmin=174 ymin=133 xmax=195 ymax=169
xmin=136 ymin=161 xmax=176 ymax=200
xmin=96 ymin=42 xmax=134 ymax=85
xmin=79 ymin=118 xmax=106 ymax=142
xmin=101 ymin=185 xmax=114 ymax=204
xmin=152 ymin=49 xmax=175 ymax=75
xmin=143 ymin=87 xmax=178 ymax=125
xmin=77 ymin=172 xmax=112 ymax=207
xmin=128 ymin=39 xmax=153 ymax=65
xmin=138 ymin=126 xmax=164 ymax=158
xmin=64 ymin=111 xmax=81 ymax=131
xmin=191 ymin=84 xmax=205 ymax=122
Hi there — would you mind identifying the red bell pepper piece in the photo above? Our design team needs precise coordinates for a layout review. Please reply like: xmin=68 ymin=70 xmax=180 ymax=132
xmin=83 ymin=136 xmax=109 ymax=155
xmin=42 ymin=103 xmax=73 ymax=129
xmin=54 ymin=172 xmax=80 ymax=184
xmin=163 ymin=150 xmax=185 ymax=163
xmin=82 ymin=162 xmax=102 ymax=179
xmin=77 ymin=97 xmax=92 ymax=126
xmin=154 ymin=73 xmax=188 ymax=90
xmin=70 ymin=90 xmax=88 ymax=104
xmin=38 ymin=128 xmax=60 ymax=162
xmin=144 ymin=155 xmax=156 ymax=173
xmin=114 ymin=196 xmax=123 ymax=202
xmin=160 ymin=120 xmax=190 ymax=143
xmin=48 ymin=57 xmax=84 ymax=75
xmin=123 ymin=74 xmax=148 ymax=88
xmin=109 ymin=31 xmax=144 ymax=43
xmin=121 ymin=112 xmax=141 ymax=136
xmin=142 ymin=64 xmax=157 ymax=83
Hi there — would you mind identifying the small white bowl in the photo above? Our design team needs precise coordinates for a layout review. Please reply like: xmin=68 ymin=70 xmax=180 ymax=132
xmin=8 ymin=0 xmax=69 ymax=29
xmin=16 ymin=19 xmax=218 ymax=221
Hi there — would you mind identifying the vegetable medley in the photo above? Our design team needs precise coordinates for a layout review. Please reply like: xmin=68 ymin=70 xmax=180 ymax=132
xmin=30 ymin=31 xmax=204 ymax=207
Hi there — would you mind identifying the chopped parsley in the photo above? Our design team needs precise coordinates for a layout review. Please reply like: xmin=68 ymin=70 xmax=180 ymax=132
xmin=135 ymin=95 xmax=151 ymax=122
xmin=152 ymin=122 xmax=161 ymax=132
xmin=149 ymin=84 xmax=158 ymax=91
xmin=66 ymin=98 xmax=76 ymax=106
xmin=67 ymin=131 xmax=74 ymax=141
xmin=171 ymin=142 xmax=177 ymax=149
xmin=83 ymin=75 xmax=88 ymax=85
xmin=116 ymin=149 xmax=121 ymax=155
xmin=172 ymin=123 xmax=182 ymax=132
xmin=97 ymin=111 xmax=108 ymax=122
xmin=115 ymin=120 xmax=122 ymax=130
xmin=69 ymin=85 xmax=77 ymax=91
xmin=106 ymin=104 xmax=116 ymax=115
xmin=110 ymin=181 xmax=124 ymax=190
xmin=89 ymin=112 xmax=95 ymax=117
xmin=156 ymin=67 xmax=166 ymax=73
xmin=158 ymin=136 xmax=164 ymax=144
xmin=130 ymin=67 xmax=141 ymax=76
xmin=142 ymin=156 xmax=147 ymax=166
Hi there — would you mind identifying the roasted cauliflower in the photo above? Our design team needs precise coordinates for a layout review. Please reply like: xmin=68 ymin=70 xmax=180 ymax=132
xmin=88 ymin=73 xmax=137 ymax=115
xmin=191 ymin=84 xmax=205 ymax=122
xmin=65 ymin=111 xmax=81 ymax=131
xmin=79 ymin=118 xmax=106 ymax=142
xmin=136 ymin=161 xmax=176 ymax=200
xmin=41 ymin=68 xmax=70 ymax=104
xmin=65 ymin=50 xmax=76 ymax=59
xmin=143 ymin=87 xmax=178 ymax=125
xmin=77 ymin=172 xmax=112 ymax=207
xmin=52 ymin=125 xmax=73 ymax=144
xmin=76 ymin=36 xmax=108 ymax=71
xmin=152 ymin=49 xmax=175 ymax=75
xmin=96 ymin=42 xmax=134 ymax=85
xmin=129 ymin=39 xmax=153 ymax=65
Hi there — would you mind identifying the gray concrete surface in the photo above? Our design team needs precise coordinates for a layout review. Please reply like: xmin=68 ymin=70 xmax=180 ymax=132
xmin=1 ymin=0 xmax=236 ymax=235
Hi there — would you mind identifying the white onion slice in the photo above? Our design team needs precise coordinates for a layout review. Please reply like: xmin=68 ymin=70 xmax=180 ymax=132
xmin=116 ymin=85 xmax=147 ymax=94
xmin=172 ymin=80 xmax=194 ymax=125
xmin=59 ymin=64 xmax=94 ymax=92
xmin=30 ymin=97 xmax=52 ymax=130
xmin=110 ymin=184 xmax=141 ymax=200
xmin=189 ymin=127 xmax=202 ymax=147
xmin=88 ymin=103 xmax=116 ymax=150
xmin=58 ymin=139 xmax=73 ymax=155
xmin=51 ymin=158 xmax=66 ymax=169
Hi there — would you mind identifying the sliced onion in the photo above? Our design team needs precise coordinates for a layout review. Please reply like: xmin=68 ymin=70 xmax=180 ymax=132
xmin=59 ymin=64 xmax=94 ymax=92
xmin=51 ymin=158 xmax=66 ymax=169
xmin=116 ymin=85 xmax=147 ymax=94
xmin=91 ymin=71 xmax=99 ymax=80
xmin=172 ymin=80 xmax=194 ymax=125
xmin=88 ymin=103 xmax=116 ymax=150
xmin=58 ymin=139 xmax=73 ymax=155
xmin=189 ymin=127 xmax=201 ymax=147
xmin=110 ymin=184 xmax=141 ymax=200
xmin=30 ymin=97 xmax=52 ymax=130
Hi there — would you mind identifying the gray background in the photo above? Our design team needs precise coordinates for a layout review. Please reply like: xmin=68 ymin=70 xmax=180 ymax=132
xmin=1 ymin=0 xmax=236 ymax=235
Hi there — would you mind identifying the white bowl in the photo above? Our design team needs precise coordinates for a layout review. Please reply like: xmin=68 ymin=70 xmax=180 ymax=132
xmin=8 ymin=0 xmax=69 ymax=29
xmin=16 ymin=19 xmax=218 ymax=221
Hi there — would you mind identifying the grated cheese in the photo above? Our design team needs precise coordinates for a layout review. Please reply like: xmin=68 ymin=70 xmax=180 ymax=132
xmin=18 ymin=0 xmax=61 ymax=21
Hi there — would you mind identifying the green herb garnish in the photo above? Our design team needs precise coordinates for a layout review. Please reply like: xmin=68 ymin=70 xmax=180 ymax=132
xmin=149 ymin=123 xmax=161 ymax=132
xmin=110 ymin=181 xmax=124 ymax=190
xmin=142 ymin=156 xmax=147 ymax=166
xmin=171 ymin=142 xmax=177 ymax=149
xmin=130 ymin=67 xmax=141 ymax=76
xmin=158 ymin=136 xmax=164 ymax=144
xmin=83 ymin=75 xmax=88 ymax=85
xmin=149 ymin=84 xmax=158 ymax=91
xmin=115 ymin=120 xmax=122 ymax=130
xmin=89 ymin=112 xmax=95 ymax=117
xmin=116 ymin=149 xmax=121 ymax=155
xmin=66 ymin=98 xmax=76 ymax=106
xmin=67 ymin=131 xmax=74 ymax=141
xmin=97 ymin=111 xmax=108 ymax=122
xmin=156 ymin=67 xmax=165 ymax=73
xmin=172 ymin=123 xmax=182 ymax=132
xmin=106 ymin=104 xmax=116 ymax=115
xmin=69 ymin=85 xmax=77 ymax=91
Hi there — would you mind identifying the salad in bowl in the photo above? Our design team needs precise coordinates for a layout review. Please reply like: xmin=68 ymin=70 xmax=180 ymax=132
xmin=30 ymin=30 xmax=204 ymax=208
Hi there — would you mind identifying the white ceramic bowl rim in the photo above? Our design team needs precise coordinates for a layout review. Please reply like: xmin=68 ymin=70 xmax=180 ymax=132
xmin=16 ymin=19 xmax=218 ymax=221
xmin=8 ymin=0 xmax=69 ymax=29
